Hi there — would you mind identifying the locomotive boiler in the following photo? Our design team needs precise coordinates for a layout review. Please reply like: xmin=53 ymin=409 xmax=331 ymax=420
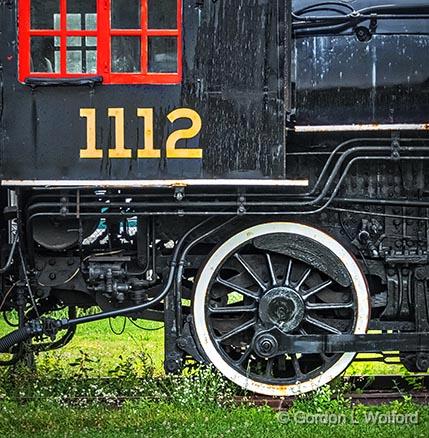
xmin=0 ymin=0 xmax=429 ymax=396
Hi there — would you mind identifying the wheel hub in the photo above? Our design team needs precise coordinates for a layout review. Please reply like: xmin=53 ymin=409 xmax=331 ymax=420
xmin=259 ymin=287 xmax=305 ymax=333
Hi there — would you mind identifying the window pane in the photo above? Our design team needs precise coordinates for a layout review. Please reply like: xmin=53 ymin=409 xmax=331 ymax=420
xmin=67 ymin=13 xmax=82 ymax=30
xmin=31 ymin=37 xmax=59 ymax=73
xmin=67 ymin=51 xmax=82 ymax=73
xmin=67 ymin=35 xmax=81 ymax=48
xmin=86 ymin=51 xmax=97 ymax=74
xmin=111 ymin=0 xmax=140 ymax=29
xmin=66 ymin=38 xmax=97 ymax=74
xmin=54 ymin=13 xmax=60 ymax=47
xmin=148 ymin=37 xmax=177 ymax=73
xmin=86 ymin=14 xmax=97 ymax=46
xmin=111 ymin=37 xmax=141 ymax=73
xmin=31 ymin=0 xmax=60 ymax=29
xmin=148 ymin=0 xmax=177 ymax=29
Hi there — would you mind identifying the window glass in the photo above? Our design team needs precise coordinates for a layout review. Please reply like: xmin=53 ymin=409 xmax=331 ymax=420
xmin=86 ymin=14 xmax=97 ymax=46
xmin=148 ymin=37 xmax=177 ymax=73
xmin=111 ymin=0 xmax=140 ymax=29
xmin=31 ymin=37 xmax=58 ymax=72
xmin=67 ymin=16 xmax=82 ymax=46
xmin=66 ymin=13 xmax=82 ymax=31
xmin=111 ymin=37 xmax=141 ymax=72
xmin=86 ymin=51 xmax=97 ymax=74
xmin=31 ymin=0 xmax=60 ymax=29
xmin=67 ymin=35 xmax=82 ymax=47
xmin=67 ymin=50 xmax=82 ymax=73
xmin=148 ymin=0 xmax=177 ymax=29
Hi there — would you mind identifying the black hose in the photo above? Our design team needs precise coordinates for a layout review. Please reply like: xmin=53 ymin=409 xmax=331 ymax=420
xmin=0 ymin=326 xmax=33 ymax=353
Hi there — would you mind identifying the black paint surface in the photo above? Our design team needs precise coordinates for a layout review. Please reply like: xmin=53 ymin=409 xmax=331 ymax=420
xmin=0 ymin=0 xmax=286 ymax=181
xmin=1 ymin=1 xmax=428 ymax=182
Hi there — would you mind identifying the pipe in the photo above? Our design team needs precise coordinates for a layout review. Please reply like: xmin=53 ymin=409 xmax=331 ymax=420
xmin=0 ymin=233 xmax=18 ymax=274
xmin=0 ymin=216 xmax=231 ymax=353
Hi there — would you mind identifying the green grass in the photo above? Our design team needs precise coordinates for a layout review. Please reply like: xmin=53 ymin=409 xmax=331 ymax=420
xmin=0 ymin=400 xmax=428 ymax=438
xmin=0 ymin=363 xmax=428 ymax=437
xmin=0 ymin=378 xmax=428 ymax=438
xmin=0 ymin=314 xmax=426 ymax=438
xmin=347 ymin=356 xmax=406 ymax=375
xmin=0 ymin=316 xmax=165 ymax=375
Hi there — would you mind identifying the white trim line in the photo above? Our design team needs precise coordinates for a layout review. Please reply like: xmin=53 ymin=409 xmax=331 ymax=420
xmin=295 ymin=123 xmax=429 ymax=133
xmin=1 ymin=179 xmax=309 ymax=188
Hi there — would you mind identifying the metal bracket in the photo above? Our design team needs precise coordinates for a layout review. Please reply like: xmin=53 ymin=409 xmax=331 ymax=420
xmin=391 ymin=133 xmax=401 ymax=160
xmin=174 ymin=187 xmax=185 ymax=202
xmin=176 ymin=319 xmax=205 ymax=363
xmin=237 ymin=194 xmax=246 ymax=215
xmin=414 ymin=267 xmax=429 ymax=332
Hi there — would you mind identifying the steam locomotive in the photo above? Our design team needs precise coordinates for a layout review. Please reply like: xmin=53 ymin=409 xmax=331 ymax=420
xmin=0 ymin=0 xmax=428 ymax=396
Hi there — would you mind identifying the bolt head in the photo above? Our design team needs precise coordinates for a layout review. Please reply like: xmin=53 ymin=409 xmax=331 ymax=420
xmin=177 ymin=338 xmax=187 ymax=349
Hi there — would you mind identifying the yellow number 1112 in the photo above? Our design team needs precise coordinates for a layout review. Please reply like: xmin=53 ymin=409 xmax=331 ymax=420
xmin=80 ymin=107 xmax=203 ymax=159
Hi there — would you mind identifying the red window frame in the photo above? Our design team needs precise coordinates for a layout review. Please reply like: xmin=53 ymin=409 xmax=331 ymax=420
xmin=18 ymin=0 xmax=183 ymax=85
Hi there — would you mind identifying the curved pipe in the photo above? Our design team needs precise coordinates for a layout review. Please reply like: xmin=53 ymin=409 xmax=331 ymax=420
xmin=24 ymin=147 xmax=429 ymax=221
xmin=174 ymin=217 xmax=238 ymax=336
xmin=0 ymin=233 xmax=19 ymax=275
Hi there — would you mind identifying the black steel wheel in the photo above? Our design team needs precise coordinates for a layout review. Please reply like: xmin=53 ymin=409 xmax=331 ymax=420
xmin=193 ymin=223 xmax=369 ymax=396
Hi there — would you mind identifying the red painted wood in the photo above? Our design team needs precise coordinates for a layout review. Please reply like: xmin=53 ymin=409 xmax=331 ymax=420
xmin=19 ymin=0 xmax=182 ymax=84
xmin=18 ymin=0 xmax=30 ymax=82
xmin=60 ymin=0 xmax=67 ymax=73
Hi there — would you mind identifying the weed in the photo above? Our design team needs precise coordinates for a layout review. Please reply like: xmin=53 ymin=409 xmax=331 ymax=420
xmin=69 ymin=350 xmax=101 ymax=378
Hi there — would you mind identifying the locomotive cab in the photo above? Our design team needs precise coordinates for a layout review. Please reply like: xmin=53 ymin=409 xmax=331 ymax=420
xmin=0 ymin=0 xmax=294 ymax=183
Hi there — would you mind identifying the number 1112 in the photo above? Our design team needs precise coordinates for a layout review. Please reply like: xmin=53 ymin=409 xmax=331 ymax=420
xmin=80 ymin=107 xmax=203 ymax=159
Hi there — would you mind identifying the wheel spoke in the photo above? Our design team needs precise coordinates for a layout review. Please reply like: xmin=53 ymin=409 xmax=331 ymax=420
xmin=304 ymin=315 xmax=342 ymax=334
xmin=265 ymin=253 xmax=277 ymax=287
xmin=265 ymin=358 xmax=274 ymax=377
xmin=296 ymin=268 xmax=312 ymax=290
xmin=234 ymin=254 xmax=267 ymax=291
xmin=305 ymin=302 xmax=354 ymax=311
xmin=302 ymin=280 xmax=333 ymax=300
xmin=208 ymin=305 xmax=257 ymax=314
xmin=235 ymin=345 xmax=253 ymax=366
xmin=283 ymin=259 xmax=293 ymax=286
xmin=216 ymin=276 xmax=260 ymax=301
xmin=291 ymin=354 xmax=303 ymax=379
xmin=216 ymin=317 xmax=257 ymax=342
xmin=319 ymin=352 xmax=331 ymax=363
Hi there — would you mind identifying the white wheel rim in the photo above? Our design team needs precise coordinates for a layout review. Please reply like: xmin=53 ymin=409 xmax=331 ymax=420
xmin=193 ymin=222 xmax=370 ymax=396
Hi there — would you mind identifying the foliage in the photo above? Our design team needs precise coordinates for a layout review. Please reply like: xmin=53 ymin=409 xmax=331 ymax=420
xmin=0 ymin=397 xmax=428 ymax=437
xmin=0 ymin=351 xmax=235 ymax=409
xmin=0 ymin=348 xmax=428 ymax=437
xmin=0 ymin=316 xmax=426 ymax=437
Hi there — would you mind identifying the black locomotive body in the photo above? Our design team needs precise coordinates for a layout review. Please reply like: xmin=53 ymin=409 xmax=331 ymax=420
xmin=0 ymin=0 xmax=429 ymax=396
